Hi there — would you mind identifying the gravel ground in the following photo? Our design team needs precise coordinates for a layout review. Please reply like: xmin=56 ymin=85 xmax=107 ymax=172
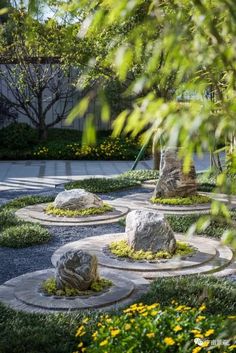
xmin=0 ymin=187 xmax=130 ymax=285
xmin=0 ymin=186 xmax=235 ymax=284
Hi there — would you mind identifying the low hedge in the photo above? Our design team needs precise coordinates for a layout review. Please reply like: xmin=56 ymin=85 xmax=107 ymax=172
xmin=166 ymin=214 xmax=233 ymax=238
xmin=65 ymin=177 xmax=140 ymax=193
xmin=0 ymin=195 xmax=53 ymax=248
xmin=0 ymin=277 xmax=234 ymax=353
xmin=140 ymin=276 xmax=236 ymax=315
xmin=0 ymin=223 xmax=51 ymax=248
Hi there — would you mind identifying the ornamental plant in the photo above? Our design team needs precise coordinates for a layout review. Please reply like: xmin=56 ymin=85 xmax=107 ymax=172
xmin=74 ymin=302 xmax=235 ymax=353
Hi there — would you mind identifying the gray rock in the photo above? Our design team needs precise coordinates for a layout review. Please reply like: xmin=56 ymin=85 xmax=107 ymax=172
xmin=56 ymin=250 xmax=98 ymax=291
xmin=153 ymin=147 xmax=197 ymax=197
xmin=54 ymin=189 xmax=103 ymax=210
xmin=126 ymin=209 xmax=176 ymax=254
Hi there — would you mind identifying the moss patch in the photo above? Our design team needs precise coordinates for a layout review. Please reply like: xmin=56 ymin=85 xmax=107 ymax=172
xmin=42 ymin=277 xmax=112 ymax=297
xmin=109 ymin=240 xmax=195 ymax=260
xmin=151 ymin=194 xmax=211 ymax=205
xmin=45 ymin=203 xmax=113 ymax=217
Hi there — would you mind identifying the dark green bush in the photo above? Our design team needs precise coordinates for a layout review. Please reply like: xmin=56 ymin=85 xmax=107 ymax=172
xmin=65 ymin=177 xmax=140 ymax=193
xmin=1 ymin=195 xmax=54 ymax=211
xmin=140 ymin=276 xmax=236 ymax=315
xmin=0 ymin=223 xmax=51 ymax=248
xmin=0 ymin=123 xmax=38 ymax=149
xmin=0 ymin=209 xmax=22 ymax=231
xmin=166 ymin=214 xmax=232 ymax=238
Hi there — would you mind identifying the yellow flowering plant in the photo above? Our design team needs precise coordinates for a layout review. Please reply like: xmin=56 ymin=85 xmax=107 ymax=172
xmin=74 ymin=302 xmax=233 ymax=352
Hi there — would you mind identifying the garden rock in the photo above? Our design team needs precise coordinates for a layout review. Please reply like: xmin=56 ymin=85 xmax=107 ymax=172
xmin=54 ymin=189 xmax=103 ymax=210
xmin=153 ymin=147 xmax=197 ymax=197
xmin=56 ymin=249 xmax=99 ymax=291
xmin=126 ymin=209 xmax=176 ymax=253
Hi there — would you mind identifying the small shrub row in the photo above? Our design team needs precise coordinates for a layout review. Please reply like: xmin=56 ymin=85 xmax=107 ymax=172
xmin=109 ymin=240 xmax=194 ymax=260
xmin=151 ymin=194 xmax=211 ymax=205
xmin=45 ymin=203 xmax=112 ymax=217
xmin=65 ymin=177 xmax=140 ymax=193
xmin=0 ymin=195 xmax=53 ymax=248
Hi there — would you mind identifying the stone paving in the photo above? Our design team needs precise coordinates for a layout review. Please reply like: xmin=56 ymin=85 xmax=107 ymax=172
xmin=0 ymin=152 xmax=224 ymax=191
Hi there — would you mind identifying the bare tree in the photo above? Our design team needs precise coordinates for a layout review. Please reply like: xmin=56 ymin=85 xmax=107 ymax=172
xmin=0 ymin=58 xmax=76 ymax=139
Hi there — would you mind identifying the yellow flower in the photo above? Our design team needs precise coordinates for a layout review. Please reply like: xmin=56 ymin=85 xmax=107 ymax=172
xmin=151 ymin=310 xmax=158 ymax=316
xmin=106 ymin=318 xmax=112 ymax=323
xmin=199 ymin=304 xmax=206 ymax=311
xmin=111 ymin=329 xmax=120 ymax=337
xmin=97 ymin=323 xmax=102 ymax=327
xmin=228 ymin=316 xmax=236 ymax=319
xmin=196 ymin=316 xmax=205 ymax=322
xmin=81 ymin=348 xmax=86 ymax=352
xmin=124 ymin=324 xmax=131 ymax=330
xmin=229 ymin=345 xmax=236 ymax=351
xmin=204 ymin=329 xmax=214 ymax=337
xmin=201 ymin=341 xmax=210 ymax=347
xmin=92 ymin=331 xmax=98 ymax=340
xmin=192 ymin=347 xmax=202 ymax=353
xmin=173 ymin=325 xmax=182 ymax=332
xmin=164 ymin=337 xmax=175 ymax=346
xmin=100 ymin=339 xmax=108 ymax=346
xmin=78 ymin=342 xmax=83 ymax=347
xmin=82 ymin=318 xmax=89 ymax=324
xmin=76 ymin=326 xmax=85 ymax=337
xmin=191 ymin=330 xmax=201 ymax=335
xmin=146 ymin=332 xmax=155 ymax=338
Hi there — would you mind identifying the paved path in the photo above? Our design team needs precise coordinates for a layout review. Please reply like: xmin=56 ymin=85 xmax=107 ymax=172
xmin=0 ymin=153 xmax=222 ymax=191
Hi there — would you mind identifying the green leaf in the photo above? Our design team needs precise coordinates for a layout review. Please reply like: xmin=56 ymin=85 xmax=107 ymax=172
xmin=66 ymin=96 xmax=90 ymax=125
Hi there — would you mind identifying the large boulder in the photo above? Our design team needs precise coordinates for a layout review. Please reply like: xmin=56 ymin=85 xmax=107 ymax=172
xmin=126 ymin=209 xmax=176 ymax=254
xmin=56 ymin=250 xmax=99 ymax=291
xmin=54 ymin=189 xmax=103 ymax=210
xmin=153 ymin=147 xmax=197 ymax=198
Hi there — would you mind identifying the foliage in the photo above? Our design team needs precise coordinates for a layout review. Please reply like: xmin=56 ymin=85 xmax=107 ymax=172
xmin=0 ymin=195 xmax=54 ymax=248
xmin=0 ymin=122 xmax=38 ymax=149
xmin=0 ymin=276 xmax=234 ymax=352
xmin=141 ymin=276 xmax=236 ymax=316
xmin=42 ymin=277 xmax=112 ymax=297
xmin=45 ymin=203 xmax=112 ymax=217
xmin=0 ymin=195 xmax=54 ymax=211
xmin=65 ymin=177 xmax=140 ymax=193
xmin=151 ymin=195 xmax=211 ymax=205
xmin=109 ymin=240 xmax=194 ymax=260
xmin=0 ymin=223 xmax=51 ymax=248
xmin=0 ymin=129 xmax=146 ymax=160
xmin=166 ymin=214 xmax=233 ymax=239
xmin=74 ymin=302 xmax=234 ymax=353
xmin=122 ymin=169 xmax=159 ymax=181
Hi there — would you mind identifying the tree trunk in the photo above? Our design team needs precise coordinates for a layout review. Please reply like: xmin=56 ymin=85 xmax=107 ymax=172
xmin=153 ymin=147 xmax=197 ymax=198
xmin=152 ymin=140 xmax=161 ymax=170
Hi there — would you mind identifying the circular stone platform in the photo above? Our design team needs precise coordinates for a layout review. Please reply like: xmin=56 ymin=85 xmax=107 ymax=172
xmin=52 ymin=233 xmax=235 ymax=279
xmin=0 ymin=268 xmax=149 ymax=313
xmin=148 ymin=202 xmax=212 ymax=214
xmin=15 ymin=203 xmax=129 ymax=226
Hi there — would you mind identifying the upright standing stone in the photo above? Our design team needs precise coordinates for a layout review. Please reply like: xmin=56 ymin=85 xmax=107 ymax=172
xmin=126 ymin=209 xmax=176 ymax=254
xmin=56 ymin=250 xmax=99 ymax=291
xmin=54 ymin=189 xmax=103 ymax=210
xmin=153 ymin=147 xmax=197 ymax=198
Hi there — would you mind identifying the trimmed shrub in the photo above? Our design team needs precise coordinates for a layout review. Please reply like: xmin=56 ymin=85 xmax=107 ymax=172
xmin=0 ymin=223 xmax=51 ymax=248
xmin=140 ymin=276 xmax=236 ymax=315
xmin=65 ymin=177 xmax=140 ymax=193
xmin=0 ymin=123 xmax=38 ymax=149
